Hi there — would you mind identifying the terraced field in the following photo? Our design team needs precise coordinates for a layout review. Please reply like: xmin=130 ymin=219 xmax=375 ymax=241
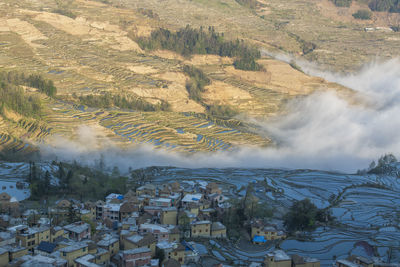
xmin=35 ymin=100 xmax=271 ymax=154
xmin=0 ymin=0 xmax=397 ymax=157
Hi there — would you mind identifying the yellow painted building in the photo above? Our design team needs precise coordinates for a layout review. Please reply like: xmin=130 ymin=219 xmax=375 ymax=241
xmin=251 ymin=224 xmax=286 ymax=243
xmin=211 ymin=222 xmax=226 ymax=238
xmin=161 ymin=207 xmax=177 ymax=225
xmin=94 ymin=248 xmax=110 ymax=265
xmin=167 ymin=244 xmax=185 ymax=265
xmin=97 ymin=236 xmax=119 ymax=257
xmin=60 ymin=243 xmax=89 ymax=267
xmin=168 ymin=227 xmax=180 ymax=242
xmin=123 ymin=234 xmax=157 ymax=257
xmin=15 ymin=226 xmax=50 ymax=251
xmin=51 ymin=226 xmax=68 ymax=242
xmin=8 ymin=246 xmax=28 ymax=262
xmin=0 ymin=248 xmax=8 ymax=266
xmin=191 ymin=221 xmax=211 ymax=238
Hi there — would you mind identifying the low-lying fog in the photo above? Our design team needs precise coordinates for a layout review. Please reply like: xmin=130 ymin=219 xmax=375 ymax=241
xmin=40 ymin=58 xmax=400 ymax=173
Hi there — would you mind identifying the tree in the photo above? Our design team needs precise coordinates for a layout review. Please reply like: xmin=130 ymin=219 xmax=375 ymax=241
xmin=65 ymin=170 xmax=73 ymax=191
xmin=352 ymin=9 xmax=372 ymax=20
xmin=67 ymin=205 xmax=77 ymax=223
xmin=155 ymin=247 xmax=165 ymax=267
xmin=284 ymin=198 xmax=319 ymax=232
xmin=44 ymin=171 xmax=51 ymax=194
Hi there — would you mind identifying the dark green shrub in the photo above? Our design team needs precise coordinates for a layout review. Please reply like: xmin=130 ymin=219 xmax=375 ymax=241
xmin=353 ymin=9 xmax=372 ymax=19
xmin=330 ymin=0 xmax=352 ymax=7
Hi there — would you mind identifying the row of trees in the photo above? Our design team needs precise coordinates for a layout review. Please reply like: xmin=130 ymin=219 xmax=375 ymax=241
xmin=78 ymin=93 xmax=170 ymax=112
xmin=182 ymin=65 xmax=239 ymax=118
xmin=330 ymin=0 xmax=400 ymax=13
xmin=0 ymin=74 xmax=43 ymax=117
xmin=136 ymin=25 xmax=262 ymax=71
xmin=29 ymin=161 xmax=130 ymax=201
xmin=369 ymin=0 xmax=400 ymax=12
xmin=284 ymin=198 xmax=334 ymax=232
xmin=0 ymin=71 xmax=57 ymax=97
xmin=183 ymin=65 xmax=211 ymax=102
xmin=330 ymin=0 xmax=352 ymax=7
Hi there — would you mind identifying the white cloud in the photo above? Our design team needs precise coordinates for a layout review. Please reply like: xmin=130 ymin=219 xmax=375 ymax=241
xmin=40 ymin=58 xmax=400 ymax=173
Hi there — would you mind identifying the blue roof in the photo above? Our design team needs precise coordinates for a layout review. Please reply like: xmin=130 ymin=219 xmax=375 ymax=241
xmin=117 ymin=195 xmax=124 ymax=200
xmin=37 ymin=241 xmax=57 ymax=253
xmin=252 ymin=235 xmax=267 ymax=243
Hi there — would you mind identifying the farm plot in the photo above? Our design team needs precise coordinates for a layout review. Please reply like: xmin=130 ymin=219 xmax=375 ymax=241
xmin=40 ymin=101 xmax=270 ymax=153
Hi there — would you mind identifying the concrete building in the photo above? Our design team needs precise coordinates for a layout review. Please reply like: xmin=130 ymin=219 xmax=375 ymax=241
xmin=190 ymin=221 xmax=211 ymax=238
xmin=121 ymin=247 xmax=152 ymax=267
xmin=265 ymin=250 xmax=291 ymax=267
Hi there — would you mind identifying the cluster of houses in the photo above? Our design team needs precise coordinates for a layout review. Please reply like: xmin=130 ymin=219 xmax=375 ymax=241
xmin=0 ymin=181 xmax=236 ymax=266
xmin=0 ymin=181 xmax=398 ymax=267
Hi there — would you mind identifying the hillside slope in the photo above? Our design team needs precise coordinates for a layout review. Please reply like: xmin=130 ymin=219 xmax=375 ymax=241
xmin=0 ymin=0 xmax=396 ymax=158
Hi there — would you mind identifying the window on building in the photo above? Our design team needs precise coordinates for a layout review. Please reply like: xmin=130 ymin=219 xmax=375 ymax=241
xmin=63 ymin=252 xmax=66 ymax=257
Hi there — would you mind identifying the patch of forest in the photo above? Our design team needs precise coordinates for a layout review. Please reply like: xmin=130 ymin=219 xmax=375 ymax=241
xmin=136 ymin=26 xmax=263 ymax=71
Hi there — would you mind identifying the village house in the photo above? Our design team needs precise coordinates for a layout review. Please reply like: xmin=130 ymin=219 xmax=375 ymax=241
xmin=123 ymin=233 xmax=157 ymax=256
xmin=265 ymin=250 xmax=291 ymax=267
xmin=120 ymin=202 xmax=139 ymax=221
xmin=95 ymin=201 xmax=105 ymax=220
xmin=211 ymin=222 xmax=226 ymax=238
xmin=336 ymin=255 xmax=377 ymax=267
xmin=59 ymin=242 xmax=89 ymax=267
xmin=64 ymin=221 xmax=91 ymax=241
xmin=191 ymin=220 xmax=211 ymax=238
xmin=136 ymin=184 xmax=156 ymax=197
xmin=167 ymin=244 xmax=185 ymax=265
xmin=139 ymin=223 xmax=169 ymax=242
xmin=15 ymin=225 xmax=50 ymax=251
xmin=292 ymin=254 xmax=321 ymax=267
xmin=251 ymin=221 xmax=286 ymax=244
xmin=347 ymin=255 xmax=374 ymax=267
xmin=51 ymin=226 xmax=67 ymax=242
xmin=93 ymin=247 xmax=110 ymax=265
xmin=168 ymin=227 xmax=180 ymax=242
xmin=144 ymin=205 xmax=162 ymax=216
xmin=149 ymin=198 xmax=172 ymax=208
xmin=181 ymin=193 xmax=203 ymax=208
xmin=15 ymin=254 xmax=67 ymax=267
xmin=36 ymin=241 xmax=57 ymax=256
xmin=102 ymin=203 xmax=121 ymax=222
xmin=120 ymin=247 xmax=152 ymax=267
xmin=0 ymin=192 xmax=19 ymax=215
xmin=0 ymin=247 xmax=8 ymax=266
xmin=97 ymin=234 xmax=119 ymax=257
xmin=205 ymin=182 xmax=222 ymax=195
xmin=4 ymin=245 xmax=28 ymax=262
xmin=161 ymin=207 xmax=178 ymax=225
xmin=74 ymin=254 xmax=100 ymax=267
